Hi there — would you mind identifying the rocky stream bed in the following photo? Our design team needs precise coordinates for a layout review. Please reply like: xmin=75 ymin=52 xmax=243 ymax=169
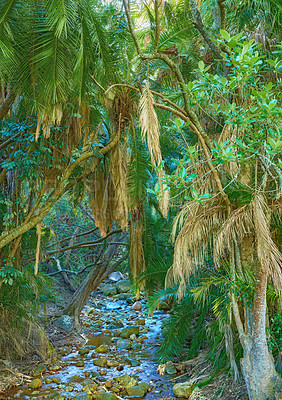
xmin=2 ymin=276 xmax=248 ymax=400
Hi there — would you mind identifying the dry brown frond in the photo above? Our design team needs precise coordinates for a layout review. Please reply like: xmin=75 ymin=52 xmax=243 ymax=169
xmin=139 ymin=82 xmax=162 ymax=167
xmin=253 ymin=194 xmax=282 ymax=294
xmin=168 ymin=200 xmax=227 ymax=297
xmin=90 ymin=169 xmax=113 ymax=237
xmin=65 ymin=116 xmax=82 ymax=151
xmin=214 ymin=205 xmax=254 ymax=263
xmin=110 ymin=142 xmax=129 ymax=230
xmin=139 ymin=82 xmax=169 ymax=217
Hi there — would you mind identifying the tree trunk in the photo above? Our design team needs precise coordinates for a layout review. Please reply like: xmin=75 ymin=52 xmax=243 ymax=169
xmin=63 ymin=235 xmax=127 ymax=328
xmin=240 ymin=267 xmax=282 ymax=400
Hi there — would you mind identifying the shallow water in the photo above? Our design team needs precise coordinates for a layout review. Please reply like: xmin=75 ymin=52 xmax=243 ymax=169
xmin=5 ymin=291 xmax=175 ymax=399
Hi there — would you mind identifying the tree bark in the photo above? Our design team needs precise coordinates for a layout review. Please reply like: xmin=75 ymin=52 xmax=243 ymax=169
xmin=240 ymin=266 xmax=281 ymax=400
xmin=63 ymin=254 xmax=127 ymax=328
xmin=62 ymin=235 xmax=127 ymax=326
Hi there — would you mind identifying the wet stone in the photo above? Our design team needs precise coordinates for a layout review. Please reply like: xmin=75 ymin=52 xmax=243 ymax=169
xmin=165 ymin=364 xmax=177 ymax=375
xmin=118 ymin=293 xmax=131 ymax=300
xmin=49 ymin=365 xmax=61 ymax=372
xmin=55 ymin=315 xmax=73 ymax=331
xmin=117 ymin=338 xmax=132 ymax=350
xmin=120 ymin=326 xmax=139 ymax=338
xmin=115 ymin=374 xmax=138 ymax=388
xmin=97 ymin=392 xmax=118 ymax=400
xmin=107 ymin=359 xmax=119 ymax=367
xmin=82 ymin=378 xmax=93 ymax=386
xmin=101 ymin=284 xmax=118 ymax=296
xmin=79 ymin=348 xmax=90 ymax=355
xmin=32 ymin=364 xmax=46 ymax=376
xmin=173 ymin=381 xmax=194 ymax=398
xmin=29 ymin=379 xmax=42 ymax=389
xmin=74 ymin=393 xmax=92 ymax=400
xmin=131 ymin=301 xmax=142 ymax=311
xmin=95 ymin=344 xmax=108 ymax=353
xmin=116 ymin=279 xmax=131 ymax=293
xmin=76 ymin=360 xmax=85 ymax=367
xmin=93 ymin=357 xmax=107 ymax=367
xmin=139 ymin=381 xmax=150 ymax=392
xmin=126 ymin=385 xmax=146 ymax=397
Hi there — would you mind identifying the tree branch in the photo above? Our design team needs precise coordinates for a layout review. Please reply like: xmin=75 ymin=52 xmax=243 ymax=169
xmin=0 ymin=135 xmax=119 ymax=250
xmin=188 ymin=0 xmax=223 ymax=60
xmin=46 ymin=229 xmax=123 ymax=256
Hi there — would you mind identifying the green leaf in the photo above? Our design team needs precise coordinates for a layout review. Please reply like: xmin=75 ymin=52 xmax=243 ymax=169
xmin=220 ymin=77 xmax=227 ymax=86
xmin=267 ymin=59 xmax=275 ymax=67
xmin=198 ymin=61 xmax=205 ymax=71
xmin=220 ymin=30 xmax=230 ymax=41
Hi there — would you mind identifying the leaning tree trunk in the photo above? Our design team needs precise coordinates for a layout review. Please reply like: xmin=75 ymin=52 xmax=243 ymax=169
xmin=240 ymin=266 xmax=281 ymax=400
xmin=63 ymin=239 xmax=127 ymax=327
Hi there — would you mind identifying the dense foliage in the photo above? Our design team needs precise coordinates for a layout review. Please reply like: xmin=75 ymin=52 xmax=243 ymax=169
xmin=0 ymin=1 xmax=281 ymax=399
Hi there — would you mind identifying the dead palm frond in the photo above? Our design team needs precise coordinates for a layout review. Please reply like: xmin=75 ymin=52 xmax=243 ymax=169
xmin=129 ymin=206 xmax=146 ymax=297
xmin=139 ymin=81 xmax=169 ymax=217
xmin=90 ymin=169 xmax=114 ymax=237
xmin=110 ymin=141 xmax=129 ymax=230
xmin=168 ymin=199 xmax=227 ymax=297
xmin=253 ymin=194 xmax=282 ymax=294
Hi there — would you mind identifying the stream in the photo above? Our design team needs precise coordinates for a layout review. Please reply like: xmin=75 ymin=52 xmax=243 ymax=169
xmin=6 ymin=280 xmax=178 ymax=400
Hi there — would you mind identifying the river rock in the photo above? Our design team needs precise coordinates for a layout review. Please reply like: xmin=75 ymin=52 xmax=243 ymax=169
xmin=115 ymin=374 xmax=138 ymax=388
xmin=79 ymin=348 xmax=89 ymax=355
xmin=139 ymin=382 xmax=150 ymax=392
xmin=107 ymin=359 xmax=119 ymax=367
xmin=95 ymin=345 xmax=108 ymax=353
xmin=74 ymin=393 xmax=92 ymax=400
xmin=81 ymin=378 xmax=93 ymax=386
xmin=120 ymin=326 xmax=139 ymax=338
xmin=32 ymin=364 xmax=46 ymax=376
xmin=97 ymin=392 xmax=118 ymax=400
xmin=126 ymin=385 xmax=146 ymax=397
xmin=108 ymin=272 xmax=124 ymax=282
xmin=116 ymin=279 xmax=131 ymax=293
xmin=55 ymin=315 xmax=73 ymax=331
xmin=101 ymin=284 xmax=117 ymax=296
xmin=173 ymin=381 xmax=194 ymax=398
xmin=93 ymin=357 xmax=107 ymax=367
xmin=76 ymin=360 xmax=85 ymax=367
xmin=165 ymin=364 xmax=177 ymax=375
xmin=117 ymin=338 xmax=132 ymax=350
xmin=131 ymin=301 xmax=142 ymax=311
xmin=29 ymin=378 xmax=42 ymax=389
